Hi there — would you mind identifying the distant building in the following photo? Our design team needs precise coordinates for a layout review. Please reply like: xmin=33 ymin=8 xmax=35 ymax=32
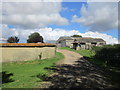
xmin=56 ymin=36 xmax=106 ymax=50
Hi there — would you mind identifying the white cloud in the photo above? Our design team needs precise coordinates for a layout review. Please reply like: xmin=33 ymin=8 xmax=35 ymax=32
xmin=1 ymin=24 xmax=79 ymax=42
xmin=1 ymin=25 xmax=118 ymax=44
xmin=2 ymin=0 xmax=62 ymax=2
xmin=1 ymin=24 xmax=19 ymax=38
xmin=72 ymin=2 xmax=118 ymax=32
xmin=2 ymin=2 xmax=68 ymax=29
xmin=0 ymin=38 xmax=7 ymax=41
xmin=37 ymin=27 xmax=79 ymax=41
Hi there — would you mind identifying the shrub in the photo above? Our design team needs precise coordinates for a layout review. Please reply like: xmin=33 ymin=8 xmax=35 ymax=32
xmin=92 ymin=44 xmax=120 ymax=67
xmin=7 ymin=36 xmax=19 ymax=43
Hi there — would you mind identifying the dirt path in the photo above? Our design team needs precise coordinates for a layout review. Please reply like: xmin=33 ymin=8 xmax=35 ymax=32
xmin=38 ymin=49 xmax=117 ymax=89
xmin=56 ymin=49 xmax=82 ymax=65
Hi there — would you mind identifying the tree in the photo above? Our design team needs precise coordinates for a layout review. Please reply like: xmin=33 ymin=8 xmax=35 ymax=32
xmin=71 ymin=35 xmax=82 ymax=37
xmin=27 ymin=32 xmax=44 ymax=43
xmin=7 ymin=36 xmax=19 ymax=43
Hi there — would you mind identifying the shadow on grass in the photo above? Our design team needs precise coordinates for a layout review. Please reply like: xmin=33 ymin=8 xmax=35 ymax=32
xmin=1 ymin=71 xmax=14 ymax=84
xmin=36 ymin=74 xmax=48 ymax=81
xmin=31 ymin=73 xmax=49 ymax=82
xmin=41 ymin=57 xmax=119 ymax=89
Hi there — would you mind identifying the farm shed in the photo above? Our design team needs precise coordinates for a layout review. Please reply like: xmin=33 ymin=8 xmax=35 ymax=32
xmin=56 ymin=36 xmax=106 ymax=50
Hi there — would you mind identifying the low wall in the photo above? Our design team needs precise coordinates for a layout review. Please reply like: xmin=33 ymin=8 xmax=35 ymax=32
xmin=0 ymin=43 xmax=56 ymax=62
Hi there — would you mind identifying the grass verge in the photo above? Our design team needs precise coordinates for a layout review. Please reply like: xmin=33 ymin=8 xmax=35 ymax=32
xmin=59 ymin=47 xmax=93 ymax=57
xmin=2 ymin=52 xmax=64 ymax=88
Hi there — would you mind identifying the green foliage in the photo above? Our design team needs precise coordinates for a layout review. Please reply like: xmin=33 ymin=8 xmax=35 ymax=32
xmin=71 ymin=35 xmax=82 ymax=37
xmin=2 ymin=52 xmax=64 ymax=88
xmin=91 ymin=44 xmax=120 ymax=67
xmin=27 ymin=32 xmax=44 ymax=43
xmin=7 ymin=36 xmax=19 ymax=43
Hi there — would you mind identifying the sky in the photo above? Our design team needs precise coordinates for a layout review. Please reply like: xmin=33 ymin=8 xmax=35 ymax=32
xmin=0 ymin=0 xmax=119 ymax=44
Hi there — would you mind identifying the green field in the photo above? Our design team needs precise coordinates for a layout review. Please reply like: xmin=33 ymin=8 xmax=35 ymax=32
xmin=2 ymin=52 xmax=64 ymax=88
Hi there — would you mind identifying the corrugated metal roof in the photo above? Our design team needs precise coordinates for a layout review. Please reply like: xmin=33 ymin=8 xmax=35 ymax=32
xmin=57 ymin=36 xmax=106 ymax=43
xmin=59 ymin=36 xmax=73 ymax=40
xmin=75 ymin=38 xmax=105 ymax=43
xmin=0 ymin=43 xmax=56 ymax=47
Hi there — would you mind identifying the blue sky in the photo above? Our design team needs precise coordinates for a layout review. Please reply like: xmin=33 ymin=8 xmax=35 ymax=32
xmin=1 ymin=1 xmax=118 ymax=44
xmin=48 ymin=2 xmax=88 ymax=33
xmin=56 ymin=2 xmax=118 ymax=38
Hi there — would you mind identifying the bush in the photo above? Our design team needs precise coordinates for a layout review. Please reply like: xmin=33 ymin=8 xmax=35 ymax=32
xmin=91 ymin=44 xmax=120 ymax=67
xmin=7 ymin=36 xmax=19 ymax=43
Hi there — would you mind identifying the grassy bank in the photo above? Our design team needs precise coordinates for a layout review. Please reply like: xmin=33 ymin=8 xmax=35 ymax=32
xmin=2 ymin=52 xmax=64 ymax=88
xmin=59 ymin=47 xmax=93 ymax=57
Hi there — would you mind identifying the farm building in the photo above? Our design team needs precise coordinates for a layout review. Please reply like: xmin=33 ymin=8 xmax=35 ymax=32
xmin=56 ymin=36 xmax=106 ymax=50
xmin=0 ymin=43 xmax=56 ymax=62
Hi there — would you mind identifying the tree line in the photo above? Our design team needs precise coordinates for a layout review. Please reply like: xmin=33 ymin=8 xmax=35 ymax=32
xmin=7 ymin=32 xmax=44 ymax=43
